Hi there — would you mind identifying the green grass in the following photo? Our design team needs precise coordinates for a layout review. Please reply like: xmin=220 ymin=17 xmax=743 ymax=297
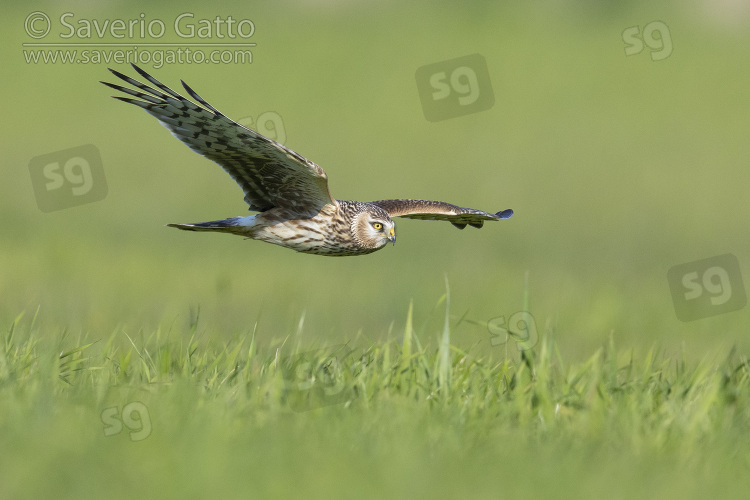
xmin=2 ymin=302 xmax=750 ymax=499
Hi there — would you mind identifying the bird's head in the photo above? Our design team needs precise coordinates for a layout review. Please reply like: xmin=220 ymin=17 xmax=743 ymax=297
xmin=354 ymin=205 xmax=396 ymax=249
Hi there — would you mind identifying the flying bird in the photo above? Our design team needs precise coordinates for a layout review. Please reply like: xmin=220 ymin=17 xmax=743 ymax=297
xmin=102 ymin=65 xmax=513 ymax=256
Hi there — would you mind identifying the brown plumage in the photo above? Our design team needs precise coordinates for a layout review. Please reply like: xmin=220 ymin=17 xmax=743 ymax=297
xmin=102 ymin=65 xmax=513 ymax=256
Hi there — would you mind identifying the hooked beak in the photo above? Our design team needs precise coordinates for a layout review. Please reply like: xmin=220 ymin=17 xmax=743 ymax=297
xmin=388 ymin=226 xmax=396 ymax=245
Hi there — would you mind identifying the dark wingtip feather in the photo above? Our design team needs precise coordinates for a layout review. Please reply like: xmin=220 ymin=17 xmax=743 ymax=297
xmin=107 ymin=68 xmax=129 ymax=81
xmin=100 ymin=80 xmax=127 ymax=91
xmin=110 ymin=95 xmax=157 ymax=109
xmin=130 ymin=63 xmax=148 ymax=78
xmin=496 ymin=209 xmax=513 ymax=219
xmin=181 ymin=79 xmax=225 ymax=116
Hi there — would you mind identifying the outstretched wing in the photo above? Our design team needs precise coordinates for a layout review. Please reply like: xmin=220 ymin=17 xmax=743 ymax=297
xmin=101 ymin=64 xmax=336 ymax=214
xmin=371 ymin=199 xmax=513 ymax=229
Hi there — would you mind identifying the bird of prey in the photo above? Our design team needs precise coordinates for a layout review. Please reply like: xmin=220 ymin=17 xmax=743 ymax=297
xmin=102 ymin=65 xmax=513 ymax=256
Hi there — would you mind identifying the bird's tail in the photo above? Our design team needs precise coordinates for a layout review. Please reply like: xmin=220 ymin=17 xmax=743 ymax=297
xmin=167 ymin=216 xmax=251 ymax=234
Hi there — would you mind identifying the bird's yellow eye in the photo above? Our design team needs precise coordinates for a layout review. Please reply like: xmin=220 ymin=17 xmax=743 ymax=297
xmin=372 ymin=222 xmax=383 ymax=230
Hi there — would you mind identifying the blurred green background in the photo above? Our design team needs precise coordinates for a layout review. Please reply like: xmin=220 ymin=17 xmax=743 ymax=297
xmin=4 ymin=0 xmax=750 ymax=359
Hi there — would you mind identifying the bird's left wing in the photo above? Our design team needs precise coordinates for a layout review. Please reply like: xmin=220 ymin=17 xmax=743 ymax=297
xmin=371 ymin=199 xmax=513 ymax=229
xmin=101 ymin=64 xmax=336 ymax=215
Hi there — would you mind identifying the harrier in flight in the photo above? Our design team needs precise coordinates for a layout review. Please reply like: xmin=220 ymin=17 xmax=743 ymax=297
xmin=102 ymin=65 xmax=513 ymax=256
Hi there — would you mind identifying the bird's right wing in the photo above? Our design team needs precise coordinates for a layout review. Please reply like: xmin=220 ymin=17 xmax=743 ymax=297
xmin=102 ymin=64 xmax=337 ymax=214
xmin=371 ymin=199 xmax=513 ymax=229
